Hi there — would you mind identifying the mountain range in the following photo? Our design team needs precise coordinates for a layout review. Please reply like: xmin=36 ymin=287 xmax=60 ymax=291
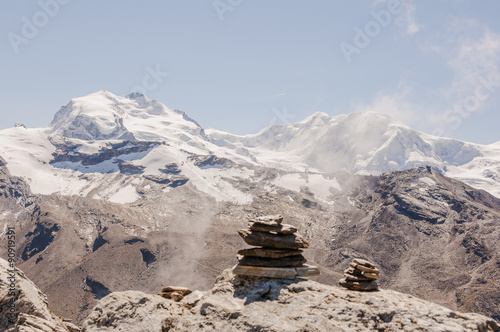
xmin=0 ymin=89 xmax=499 ymax=204
xmin=0 ymin=90 xmax=499 ymax=325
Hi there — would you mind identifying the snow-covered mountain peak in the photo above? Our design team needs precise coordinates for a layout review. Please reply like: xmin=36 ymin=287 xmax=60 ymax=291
xmin=47 ymin=90 xmax=204 ymax=142
xmin=301 ymin=111 xmax=331 ymax=122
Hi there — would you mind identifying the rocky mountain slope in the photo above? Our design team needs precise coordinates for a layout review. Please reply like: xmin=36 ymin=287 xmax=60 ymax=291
xmin=2 ymin=259 xmax=499 ymax=332
xmin=1 ymin=153 xmax=499 ymax=324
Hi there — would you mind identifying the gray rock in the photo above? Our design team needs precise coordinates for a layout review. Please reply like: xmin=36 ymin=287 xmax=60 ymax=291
xmin=0 ymin=259 xmax=71 ymax=332
xmin=238 ymin=248 xmax=303 ymax=258
xmin=81 ymin=291 xmax=190 ymax=332
xmin=180 ymin=290 xmax=204 ymax=309
xmin=352 ymin=258 xmax=376 ymax=268
xmin=248 ymin=215 xmax=284 ymax=227
xmin=339 ymin=278 xmax=379 ymax=291
xmin=344 ymin=266 xmax=363 ymax=276
xmin=160 ymin=286 xmax=192 ymax=296
xmin=295 ymin=265 xmax=321 ymax=277
xmin=238 ymin=230 xmax=309 ymax=249
xmin=350 ymin=262 xmax=380 ymax=274
xmin=248 ymin=222 xmax=297 ymax=234
xmin=238 ymin=254 xmax=307 ymax=267
xmin=361 ymin=271 xmax=379 ymax=280
xmin=344 ymin=273 xmax=377 ymax=282
xmin=232 ymin=265 xmax=298 ymax=279
xmin=160 ymin=291 xmax=184 ymax=301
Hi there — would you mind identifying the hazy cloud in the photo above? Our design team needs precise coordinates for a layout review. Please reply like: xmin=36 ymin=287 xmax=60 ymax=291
xmin=358 ymin=15 xmax=500 ymax=136
xmin=373 ymin=0 xmax=420 ymax=35
xmin=396 ymin=1 xmax=420 ymax=35
xmin=354 ymin=88 xmax=421 ymax=126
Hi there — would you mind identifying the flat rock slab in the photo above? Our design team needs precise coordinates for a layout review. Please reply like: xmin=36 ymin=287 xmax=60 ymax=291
xmin=238 ymin=230 xmax=309 ymax=249
xmin=233 ymin=265 xmax=297 ymax=279
xmin=160 ymin=286 xmax=192 ymax=296
xmin=159 ymin=291 xmax=184 ymax=301
xmin=339 ymin=278 xmax=379 ymax=291
xmin=238 ymin=248 xmax=303 ymax=258
xmin=238 ymin=255 xmax=307 ymax=267
xmin=344 ymin=267 xmax=363 ymax=276
xmin=249 ymin=222 xmax=297 ymax=234
xmin=248 ymin=215 xmax=284 ymax=227
xmin=353 ymin=258 xmax=376 ymax=269
xmin=350 ymin=262 xmax=380 ymax=274
xmin=232 ymin=264 xmax=321 ymax=279
xmin=361 ymin=272 xmax=378 ymax=280
xmin=344 ymin=274 xmax=376 ymax=282
xmin=295 ymin=265 xmax=321 ymax=277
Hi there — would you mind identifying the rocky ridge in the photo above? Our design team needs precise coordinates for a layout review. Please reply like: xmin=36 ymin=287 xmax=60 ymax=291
xmin=2 ymin=259 xmax=499 ymax=331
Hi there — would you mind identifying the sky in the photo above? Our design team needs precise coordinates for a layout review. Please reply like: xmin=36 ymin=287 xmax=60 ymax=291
xmin=1 ymin=0 xmax=499 ymax=144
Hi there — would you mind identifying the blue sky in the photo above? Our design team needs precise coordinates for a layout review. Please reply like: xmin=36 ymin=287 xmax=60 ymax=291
xmin=1 ymin=0 xmax=499 ymax=144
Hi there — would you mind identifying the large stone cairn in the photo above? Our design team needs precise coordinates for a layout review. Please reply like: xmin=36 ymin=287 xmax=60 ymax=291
xmin=233 ymin=215 xmax=320 ymax=279
xmin=338 ymin=258 xmax=380 ymax=291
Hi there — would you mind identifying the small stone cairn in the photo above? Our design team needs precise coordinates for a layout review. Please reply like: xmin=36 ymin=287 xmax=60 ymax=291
xmin=338 ymin=258 xmax=380 ymax=291
xmin=158 ymin=286 xmax=192 ymax=301
xmin=233 ymin=214 xmax=320 ymax=279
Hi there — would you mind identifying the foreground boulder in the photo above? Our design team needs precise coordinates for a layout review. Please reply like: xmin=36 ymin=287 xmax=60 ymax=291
xmin=81 ymin=269 xmax=500 ymax=331
xmin=0 ymin=258 xmax=77 ymax=332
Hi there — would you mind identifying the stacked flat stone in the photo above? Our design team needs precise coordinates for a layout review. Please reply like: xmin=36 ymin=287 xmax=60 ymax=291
xmin=233 ymin=215 xmax=320 ymax=279
xmin=338 ymin=258 xmax=380 ymax=291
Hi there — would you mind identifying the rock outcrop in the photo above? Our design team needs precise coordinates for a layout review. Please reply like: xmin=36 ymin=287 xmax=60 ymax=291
xmin=0 ymin=258 xmax=77 ymax=332
xmin=81 ymin=269 xmax=500 ymax=331
xmin=2 ymin=257 xmax=499 ymax=331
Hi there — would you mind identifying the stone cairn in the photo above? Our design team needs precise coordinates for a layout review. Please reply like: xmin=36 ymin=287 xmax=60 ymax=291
xmin=338 ymin=258 xmax=380 ymax=291
xmin=158 ymin=286 xmax=192 ymax=302
xmin=233 ymin=215 xmax=320 ymax=279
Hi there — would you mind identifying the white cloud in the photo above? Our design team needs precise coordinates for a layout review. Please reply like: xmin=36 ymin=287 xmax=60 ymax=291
xmin=354 ymin=88 xmax=421 ymax=126
xmin=396 ymin=1 xmax=420 ymax=35
xmin=421 ymin=19 xmax=500 ymax=102
xmin=355 ymin=17 xmax=500 ymax=136
xmin=373 ymin=0 xmax=421 ymax=35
